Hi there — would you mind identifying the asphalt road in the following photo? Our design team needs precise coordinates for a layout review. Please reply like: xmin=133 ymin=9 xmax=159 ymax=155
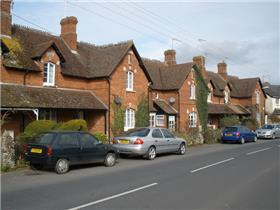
xmin=1 ymin=139 xmax=280 ymax=210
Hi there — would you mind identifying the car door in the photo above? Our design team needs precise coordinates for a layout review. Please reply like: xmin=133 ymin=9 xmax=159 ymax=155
xmin=160 ymin=129 xmax=178 ymax=152
xmin=244 ymin=127 xmax=254 ymax=141
xmin=276 ymin=125 xmax=280 ymax=137
xmin=151 ymin=129 xmax=165 ymax=153
xmin=79 ymin=133 xmax=106 ymax=164
xmin=55 ymin=133 xmax=80 ymax=164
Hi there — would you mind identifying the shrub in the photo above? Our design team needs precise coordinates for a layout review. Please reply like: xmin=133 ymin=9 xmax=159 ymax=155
xmin=203 ymin=128 xmax=222 ymax=144
xmin=270 ymin=115 xmax=280 ymax=123
xmin=241 ymin=117 xmax=259 ymax=131
xmin=175 ymin=128 xmax=203 ymax=146
xmin=111 ymin=103 xmax=124 ymax=136
xmin=220 ymin=115 xmax=240 ymax=128
xmin=58 ymin=119 xmax=88 ymax=131
xmin=93 ymin=132 xmax=109 ymax=144
xmin=135 ymin=96 xmax=149 ymax=127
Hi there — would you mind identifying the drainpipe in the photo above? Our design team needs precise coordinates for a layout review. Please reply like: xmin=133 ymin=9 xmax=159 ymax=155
xmin=106 ymin=77 xmax=111 ymax=140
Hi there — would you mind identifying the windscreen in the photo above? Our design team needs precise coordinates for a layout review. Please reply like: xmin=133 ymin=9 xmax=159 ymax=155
xmin=261 ymin=125 xmax=274 ymax=129
xmin=224 ymin=127 xmax=238 ymax=132
xmin=121 ymin=128 xmax=150 ymax=137
xmin=34 ymin=133 xmax=55 ymax=145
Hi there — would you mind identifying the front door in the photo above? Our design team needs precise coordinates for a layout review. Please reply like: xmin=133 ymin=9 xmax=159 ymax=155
xmin=168 ymin=116 xmax=176 ymax=131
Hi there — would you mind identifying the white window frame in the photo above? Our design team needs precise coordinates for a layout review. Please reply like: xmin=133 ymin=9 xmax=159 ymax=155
xmin=156 ymin=115 xmax=165 ymax=126
xmin=224 ymin=90 xmax=229 ymax=104
xmin=256 ymin=92 xmax=260 ymax=104
xmin=168 ymin=116 xmax=176 ymax=131
xmin=190 ymin=84 xmax=196 ymax=100
xmin=189 ymin=112 xmax=197 ymax=128
xmin=149 ymin=113 xmax=156 ymax=127
xmin=124 ymin=108 xmax=135 ymax=131
xmin=43 ymin=62 xmax=55 ymax=86
xmin=207 ymin=92 xmax=212 ymax=103
xmin=126 ymin=71 xmax=134 ymax=91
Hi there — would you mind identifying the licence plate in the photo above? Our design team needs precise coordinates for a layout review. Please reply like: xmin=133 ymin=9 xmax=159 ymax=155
xmin=226 ymin=133 xmax=232 ymax=136
xmin=31 ymin=148 xmax=42 ymax=154
xmin=119 ymin=140 xmax=130 ymax=144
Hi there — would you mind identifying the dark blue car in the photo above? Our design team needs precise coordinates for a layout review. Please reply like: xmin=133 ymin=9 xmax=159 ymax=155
xmin=222 ymin=125 xmax=257 ymax=144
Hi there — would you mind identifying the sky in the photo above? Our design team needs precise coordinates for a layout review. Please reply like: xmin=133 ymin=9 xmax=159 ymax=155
xmin=12 ymin=0 xmax=280 ymax=84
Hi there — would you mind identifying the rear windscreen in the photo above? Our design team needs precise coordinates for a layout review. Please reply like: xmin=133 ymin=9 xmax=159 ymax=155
xmin=121 ymin=128 xmax=150 ymax=137
xmin=224 ymin=127 xmax=238 ymax=132
xmin=34 ymin=133 xmax=55 ymax=145
xmin=261 ymin=125 xmax=274 ymax=129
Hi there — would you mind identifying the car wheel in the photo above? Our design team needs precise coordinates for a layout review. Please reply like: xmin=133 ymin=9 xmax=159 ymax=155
xmin=177 ymin=143 xmax=186 ymax=155
xmin=145 ymin=146 xmax=156 ymax=160
xmin=253 ymin=136 xmax=257 ymax=142
xmin=104 ymin=153 xmax=116 ymax=167
xmin=55 ymin=158 xmax=69 ymax=174
xmin=240 ymin=137 xmax=245 ymax=144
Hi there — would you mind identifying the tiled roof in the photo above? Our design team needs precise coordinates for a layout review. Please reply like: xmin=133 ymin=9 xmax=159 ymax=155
xmin=1 ymin=83 xmax=107 ymax=110
xmin=2 ymin=25 xmax=150 ymax=80
xmin=263 ymin=82 xmax=280 ymax=98
xmin=208 ymin=103 xmax=250 ymax=115
xmin=143 ymin=59 xmax=194 ymax=90
xmin=153 ymin=99 xmax=178 ymax=115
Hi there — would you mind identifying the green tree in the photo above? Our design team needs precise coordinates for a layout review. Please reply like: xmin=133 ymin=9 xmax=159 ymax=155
xmin=111 ymin=103 xmax=124 ymax=136
xmin=135 ymin=95 xmax=149 ymax=127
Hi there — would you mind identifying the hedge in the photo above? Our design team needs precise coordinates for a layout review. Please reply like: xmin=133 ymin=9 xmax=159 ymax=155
xmin=92 ymin=132 xmax=109 ymax=144
xmin=57 ymin=119 xmax=88 ymax=131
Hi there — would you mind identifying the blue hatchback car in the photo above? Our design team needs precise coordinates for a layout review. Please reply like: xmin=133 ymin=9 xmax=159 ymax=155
xmin=222 ymin=125 xmax=257 ymax=144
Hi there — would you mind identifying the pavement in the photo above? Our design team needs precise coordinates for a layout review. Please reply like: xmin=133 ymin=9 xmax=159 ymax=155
xmin=1 ymin=139 xmax=280 ymax=210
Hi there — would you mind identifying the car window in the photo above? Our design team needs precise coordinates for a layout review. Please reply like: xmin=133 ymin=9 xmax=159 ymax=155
xmin=57 ymin=133 xmax=79 ymax=148
xmin=261 ymin=124 xmax=274 ymax=129
xmin=80 ymin=134 xmax=98 ymax=148
xmin=121 ymin=128 xmax=150 ymax=137
xmin=161 ymin=129 xmax=175 ymax=138
xmin=34 ymin=133 xmax=55 ymax=145
xmin=224 ymin=127 xmax=238 ymax=132
xmin=243 ymin=127 xmax=250 ymax=132
xmin=152 ymin=129 xmax=163 ymax=138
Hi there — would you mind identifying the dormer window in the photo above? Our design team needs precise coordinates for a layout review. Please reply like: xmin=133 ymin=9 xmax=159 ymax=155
xmin=224 ymin=90 xmax=230 ymax=104
xmin=190 ymin=84 xmax=196 ymax=100
xmin=126 ymin=70 xmax=134 ymax=91
xmin=43 ymin=62 xmax=55 ymax=86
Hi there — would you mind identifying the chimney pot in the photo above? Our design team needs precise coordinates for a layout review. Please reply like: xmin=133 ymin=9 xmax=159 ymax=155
xmin=218 ymin=61 xmax=227 ymax=79
xmin=1 ymin=0 xmax=12 ymax=37
xmin=193 ymin=55 xmax=206 ymax=78
xmin=60 ymin=16 xmax=78 ymax=51
xmin=164 ymin=49 xmax=176 ymax=66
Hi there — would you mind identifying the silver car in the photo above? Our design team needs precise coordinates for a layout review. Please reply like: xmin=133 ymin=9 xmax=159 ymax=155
xmin=256 ymin=124 xmax=280 ymax=139
xmin=112 ymin=128 xmax=187 ymax=160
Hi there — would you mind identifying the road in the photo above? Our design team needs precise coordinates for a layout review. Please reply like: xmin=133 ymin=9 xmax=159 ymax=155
xmin=1 ymin=139 xmax=280 ymax=210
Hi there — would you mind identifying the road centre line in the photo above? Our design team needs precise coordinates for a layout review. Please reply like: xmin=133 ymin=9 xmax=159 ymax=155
xmin=190 ymin=158 xmax=235 ymax=173
xmin=246 ymin=147 xmax=271 ymax=156
xmin=67 ymin=183 xmax=158 ymax=210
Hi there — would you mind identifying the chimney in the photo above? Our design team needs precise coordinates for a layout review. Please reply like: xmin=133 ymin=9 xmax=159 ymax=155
xmin=60 ymin=16 xmax=78 ymax=51
xmin=218 ymin=61 xmax=227 ymax=79
xmin=1 ymin=0 xmax=12 ymax=37
xmin=193 ymin=55 xmax=206 ymax=78
xmin=164 ymin=49 xmax=176 ymax=66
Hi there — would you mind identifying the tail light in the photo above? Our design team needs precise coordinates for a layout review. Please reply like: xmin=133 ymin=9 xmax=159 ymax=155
xmin=236 ymin=132 xmax=241 ymax=137
xmin=134 ymin=138 xmax=144 ymax=145
xmin=47 ymin=146 xmax=53 ymax=156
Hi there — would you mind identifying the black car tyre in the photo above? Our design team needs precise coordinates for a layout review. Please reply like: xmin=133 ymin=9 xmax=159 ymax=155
xmin=145 ymin=146 xmax=156 ymax=160
xmin=104 ymin=153 xmax=116 ymax=167
xmin=177 ymin=143 xmax=186 ymax=155
xmin=55 ymin=158 xmax=69 ymax=174
xmin=240 ymin=137 xmax=245 ymax=144
xmin=253 ymin=136 xmax=257 ymax=142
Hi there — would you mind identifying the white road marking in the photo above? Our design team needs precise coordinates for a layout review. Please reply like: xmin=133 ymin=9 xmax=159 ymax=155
xmin=246 ymin=147 xmax=271 ymax=155
xmin=190 ymin=158 xmax=235 ymax=173
xmin=67 ymin=183 xmax=158 ymax=210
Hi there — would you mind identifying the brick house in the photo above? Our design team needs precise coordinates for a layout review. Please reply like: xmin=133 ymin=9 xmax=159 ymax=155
xmin=1 ymin=1 xmax=151 ymax=138
xmin=144 ymin=50 xmax=202 ymax=132
xmin=192 ymin=56 xmax=266 ymax=128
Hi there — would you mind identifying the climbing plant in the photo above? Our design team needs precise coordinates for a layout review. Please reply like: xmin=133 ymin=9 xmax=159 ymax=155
xmin=193 ymin=65 xmax=208 ymax=132
xmin=111 ymin=103 xmax=124 ymax=136
xmin=135 ymin=95 xmax=149 ymax=127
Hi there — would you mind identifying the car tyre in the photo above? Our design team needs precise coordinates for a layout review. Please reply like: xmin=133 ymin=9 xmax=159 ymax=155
xmin=55 ymin=158 xmax=69 ymax=174
xmin=104 ymin=153 xmax=116 ymax=167
xmin=145 ymin=146 xmax=156 ymax=160
xmin=240 ymin=137 xmax=245 ymax=144
xmin=253 ymin=136 xmax=257 ymax=142
xmin=177 ymin=143 xmax=186 ymax=155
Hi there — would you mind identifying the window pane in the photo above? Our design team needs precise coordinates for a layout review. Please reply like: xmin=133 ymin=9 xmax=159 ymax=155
xmin=152 ymin=129 xmax=163 ymax=138
xmin=161 ymin=129 xmax=174 ymax=138
xmin=80 ymin=134 xmax=98 ymax=148
xmin=57 ymin=134 xmax=79 ymax=148
xmin=122 ymin=128 xmax=150 ymax=137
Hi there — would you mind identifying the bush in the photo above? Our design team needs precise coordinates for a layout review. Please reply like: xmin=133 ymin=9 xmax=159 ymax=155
xmin=241 ymin=117 xmax=259 ymax=131
xmin=203 ymin=128 xmax=222 ymax=144
xmin=220 ymin=115 xmax=240 ymax=128
xmin=93 ymin=132 xmax=109 ymax=144
xmin=270 ymin=115 xmax=280 ymax=123
xmin=175 ymin=128 xmax=203 ymax=146
xmin=58 ymin=119 xmax=88 ymax=131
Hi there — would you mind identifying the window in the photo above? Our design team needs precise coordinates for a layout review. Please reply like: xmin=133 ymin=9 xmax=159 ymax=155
xmin=207 ymin=92 xmax=212 ymax=103
xmin=168 ymin=116 xmax=176 ymax=131
xmin=123 ymin=128 xmax=150 ymax=137
xmin=124 ymin=108 xmax=135 ymax=130
xmin=156 ymin=115 xmax=165 ymax=126
xmin=256 ymin=92 xmax=260 ymax=104
xmin=276 ymin=98 xmax=280 ymax=105
xmin=224 ymin=90 xmax=229 ymax=104
xmin=128 ymin=54 xmax=131 ymax=65
xmin=161 ymin=129 xmax=175 ymax=138
xmin=79 ymin=133 xmax=98 ymax=148
xmin=126 ymin=71 xmax=133 ymax=91
xmin=190 ymin=84 xmax=196 ymax=99
xmin=39 ymin=110 xmax=57 ymax=121
xmin=189 ymin=112 xmax=197 ymax=128
xmin=43 ymin=62 xmax=55 ymax=86
xmin=149 ymin=113 xmax=156 ymax=127
xmin=152 ymin=129 xmax=163 ymax=138
xmin=57 ymin=133 xmax=79 ymax=148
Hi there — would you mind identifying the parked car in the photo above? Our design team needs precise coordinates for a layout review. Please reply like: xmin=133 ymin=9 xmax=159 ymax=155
xmin=25 ymin=131 xmax=118 ymax=174
xmin=221 ymin=125 xmax=257 ymax=144
xmin=112 ymin=127 xmax=186 ymax=160
xmin=256 ymin=124 xmax=280 ymax=139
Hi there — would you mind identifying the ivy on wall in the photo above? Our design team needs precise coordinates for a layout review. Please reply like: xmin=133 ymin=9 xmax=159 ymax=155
xmin=111 ymin=103 xmax=124 ymax=136
xmin=193 ymin=65 xmax=208 ymax=132
xmin=135 ymin=95 xmax=149 ymax=127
